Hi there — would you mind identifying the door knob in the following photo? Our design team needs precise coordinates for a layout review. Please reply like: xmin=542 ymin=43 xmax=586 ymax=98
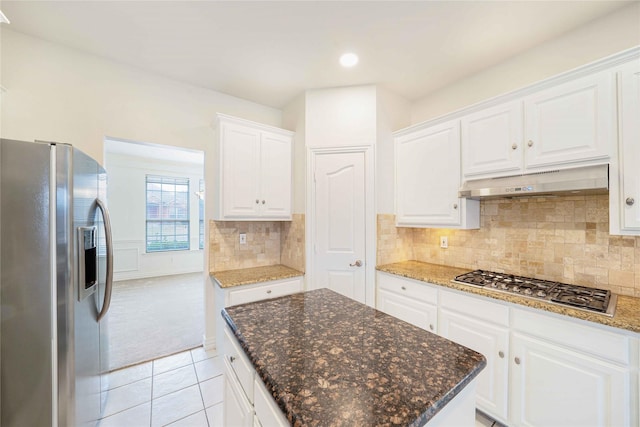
xmin=349 ymin=260 xmax=363 ymax=267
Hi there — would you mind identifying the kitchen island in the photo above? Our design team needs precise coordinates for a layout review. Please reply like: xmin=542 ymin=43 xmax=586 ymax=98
xmin=222 ymin=288 xmax=486 ymax=426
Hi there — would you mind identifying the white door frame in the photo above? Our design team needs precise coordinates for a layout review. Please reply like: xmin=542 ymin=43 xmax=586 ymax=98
xmin=306 ymin=145 xmax=376 ymax=307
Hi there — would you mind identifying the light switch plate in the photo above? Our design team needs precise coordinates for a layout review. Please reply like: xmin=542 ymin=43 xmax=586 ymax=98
xmin=239 ymin=233 xmax=247 ymax=245
xmin=440 ymin=236 xmax=448 ymax=249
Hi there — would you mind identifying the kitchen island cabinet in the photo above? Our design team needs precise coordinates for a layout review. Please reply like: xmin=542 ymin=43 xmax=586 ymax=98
xmin=222 ymin=288 xmax=486 ymax=426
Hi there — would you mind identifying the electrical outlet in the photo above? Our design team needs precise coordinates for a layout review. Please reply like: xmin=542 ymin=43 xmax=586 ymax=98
xmin=440 ymin=236 xmax=448 ymax=249
xmin=239 ymin=233 xmax=247 ymax=245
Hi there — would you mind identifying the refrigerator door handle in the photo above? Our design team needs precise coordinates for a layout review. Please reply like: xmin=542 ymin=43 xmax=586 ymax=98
xmin=96 ymin=198 xmax=113 ymax=322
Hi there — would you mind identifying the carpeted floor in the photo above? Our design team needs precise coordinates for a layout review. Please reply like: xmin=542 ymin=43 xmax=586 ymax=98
xmin=106 ymin=272 xmax=205 ymax=371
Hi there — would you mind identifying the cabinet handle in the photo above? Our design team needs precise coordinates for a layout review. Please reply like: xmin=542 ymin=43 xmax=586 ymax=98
xmin=527 ymin=140 xmax=533 ymax=148
xmin=255 ymin=199 xmax=259 ymax=204
xmin=401 ymin=286 xmax=406 ymax=291
xmin=266 ymin=289 xmax=272 ymax=294
xmin=262 ymin=200 xmax=266 ymax=204
xmin=511 ymin=143 xmax=518 ymax=150
xmin=453 ymin=203 xmax=458 ymax=210
xmin=626 ymin=197 xmax=635 ymax=206
xmin=229 ymin=356 xmax=236 ymax=363
xmin=429 ymin=324 xmax=434 ymax=331
xmin=498 ymin=351 xmax=504 ymax=359
xmin=514 ymin=357 xmax=521 ymax=365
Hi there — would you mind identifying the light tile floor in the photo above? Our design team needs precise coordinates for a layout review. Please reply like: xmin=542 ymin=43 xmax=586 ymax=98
xmin=98 ymin=347 xmax=222 ymax=427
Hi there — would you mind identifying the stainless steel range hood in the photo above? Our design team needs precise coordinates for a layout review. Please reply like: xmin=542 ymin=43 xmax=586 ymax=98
xmin=459 ymin=164 xmax=609 ymax=199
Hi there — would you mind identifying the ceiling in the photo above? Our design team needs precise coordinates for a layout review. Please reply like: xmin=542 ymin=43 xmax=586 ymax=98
xmin=105 ymin=137 xmax=204 ymax=165
xmin=0 ymin=1 xmax=633 ymax=109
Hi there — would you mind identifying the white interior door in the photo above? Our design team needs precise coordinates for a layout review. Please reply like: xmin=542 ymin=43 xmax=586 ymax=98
xmin=312 ymin=151 xmax=366 ymax=303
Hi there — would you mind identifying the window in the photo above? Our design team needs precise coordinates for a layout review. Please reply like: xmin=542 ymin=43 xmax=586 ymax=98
xmin=198 ymin=179 xmax=205 ymax=250
xmin=146 ymin=175 xmax=190 ymax=252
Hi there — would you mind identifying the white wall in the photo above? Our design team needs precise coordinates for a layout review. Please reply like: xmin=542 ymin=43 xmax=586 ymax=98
xmin=0 ymin=28 xmax=283 ymax=350
xmin=411 ymin=2 xmax=640 ymax=123
xmin=282 ymin=93 xmax=306 ymax=214
xmin=106 ymin=152 xmax=204 ymax=281
xmin=376 ymin=87 xmax=411 ymax=214
xmin=305 ymin=85 xmax=377 ymax=148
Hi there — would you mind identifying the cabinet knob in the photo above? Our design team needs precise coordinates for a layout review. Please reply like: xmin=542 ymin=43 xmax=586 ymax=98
xmin=527 ymin=140 xmax=534 ymax=148
xmin=514 ymin=357 xmax=521 ymax=365
xmin=626 ymin=197 xmax=635 ymax=206
xmin=453 ymin=203 xmax=458 ymax=210
xmin=262 ymin=200 xmax=266 ymax=204
xmin=511 ymin=143 xmax=518 ymax=150
xmin=229 ymin=356 xmax=236 ymax=363
xmin=498 ymin=351 xmax=504 ymax=359
xmin=401 ymin=286 xmax=407 ymax=291
xmin=429 ymin=324 xmax=434 ymax=331
xmin=255 ymin=199 xmax=259 ymax=204
xmin=266 ymin=289 xmax=272 ymax=294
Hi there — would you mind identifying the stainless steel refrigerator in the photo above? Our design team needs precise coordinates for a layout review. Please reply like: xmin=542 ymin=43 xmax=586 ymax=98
xmin=0 ymin=139 xmax=113 ymax=426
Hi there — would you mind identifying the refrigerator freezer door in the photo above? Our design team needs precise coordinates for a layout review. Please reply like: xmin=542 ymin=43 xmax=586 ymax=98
xmin=0 ymin=139 xmax=55 ymax=426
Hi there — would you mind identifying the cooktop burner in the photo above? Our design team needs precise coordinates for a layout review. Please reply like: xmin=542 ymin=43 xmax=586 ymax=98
xmin=453 ymin=270 xmax=616 ymax=317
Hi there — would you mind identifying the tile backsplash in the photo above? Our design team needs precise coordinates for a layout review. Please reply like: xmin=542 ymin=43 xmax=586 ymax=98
xmin=377 ymin=195 xmax=640 ymax=297
xmin=209 ymin=214 xmax=305 ymax=273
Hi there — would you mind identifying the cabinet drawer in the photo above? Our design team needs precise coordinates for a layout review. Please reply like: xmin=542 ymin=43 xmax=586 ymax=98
xmin=254 ymin=376 xmax=289 ymax=427
xmin=377 ymin=273 xmax=438 ymax=304
xmin=223 ymin=325 xmax=255 ymax=404
xmin=440 ymin=289 xmax=509 ymax=326
xmin=228 ymin=277 xmax=302 ymax=306
xmin=512 ymin=308 xmax=633 ymax=365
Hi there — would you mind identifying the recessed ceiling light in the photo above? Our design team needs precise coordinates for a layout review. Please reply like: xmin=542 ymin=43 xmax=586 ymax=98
xmin=0 ymin=10 xmax=10 ymax=24
xmin=340 ymin=53 xmax=359 ymax=68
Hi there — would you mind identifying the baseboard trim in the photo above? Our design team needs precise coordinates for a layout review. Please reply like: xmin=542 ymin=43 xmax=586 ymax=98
xmin=202 ymin=335 xmax=217 ymax=352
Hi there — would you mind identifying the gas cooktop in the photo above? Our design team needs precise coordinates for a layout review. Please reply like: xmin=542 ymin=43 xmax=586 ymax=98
xmin=453 ymin=270 xmax=617 ymax=317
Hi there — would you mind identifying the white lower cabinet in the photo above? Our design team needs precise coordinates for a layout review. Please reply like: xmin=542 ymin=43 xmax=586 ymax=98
xmin=510 ymin=332 xmax=630 ymax=427
xmin=510 ymin=308 xmax=637 ymax=427
xmin=223 ymin=324 xmax=288 ymax=427
xmin=377 ymin=272 xmax=438 ymax=332
xmin=375 ymin=272 xmax=640 ymax=427
xmin=224 ymin=357 xmax=253 ymax=427
xmin=438 ymin=291 xmax=510 ymax=424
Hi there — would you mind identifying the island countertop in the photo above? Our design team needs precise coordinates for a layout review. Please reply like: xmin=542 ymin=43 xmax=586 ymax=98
xmin=222 ymin=288 xmax=486 ymax=426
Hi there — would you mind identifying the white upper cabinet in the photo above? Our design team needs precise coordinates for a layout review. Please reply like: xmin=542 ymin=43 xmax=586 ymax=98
xmin=395 ymin=120 xmax=479 ymax=229
xmin=523 ymin=71 xmax=614 ymax=169
xmin=213 ymin=114 xmax=293 ymax=220
xmin=617 ymin=61 xmax=640 ymax=232
xmin=461 ymin=101 xmax=523 ymax=179
xmin=460 ymin=71 xmax=615 ymax=180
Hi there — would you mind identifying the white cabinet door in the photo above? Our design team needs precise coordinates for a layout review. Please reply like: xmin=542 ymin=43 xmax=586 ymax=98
xmin=510 ymin=332 xmax=631 ymax=427
xmin=461 ymin=101 xmax=523 ymax=179
xmin=224 ymin=358 xmax=254 ymax=427
xmin=439 ymin=308 xmax=509 ymax=423
xmin=259 ymin=132 xmax=292 ymax=218
xmin=221 ymin=122 xmax=261 ymax=218
xmin=523 ymin=71 xmax=613 ymax=169
xmin=378 ymin=289 xmax=438 ymax=332
xmin=618 ymin=61 xmax=640 ymax=231
xmin=395 ymin=120 xmax=468 ymax=227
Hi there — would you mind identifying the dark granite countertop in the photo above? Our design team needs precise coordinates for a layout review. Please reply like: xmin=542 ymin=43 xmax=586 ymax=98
xmin=377 ymin=261 xmax=640 ymax=334
xmin=222 ymin=288 xmax=486 ymax=427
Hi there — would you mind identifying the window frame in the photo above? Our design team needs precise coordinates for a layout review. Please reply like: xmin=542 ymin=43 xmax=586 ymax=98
xmin=145 ymin=175 xmax=191 ymax=253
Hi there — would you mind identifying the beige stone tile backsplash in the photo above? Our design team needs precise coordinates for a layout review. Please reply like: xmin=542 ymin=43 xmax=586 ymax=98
xmin=378 ymin=195 xmax=640 ymax=297
xmin=377 ymin=214 xmax=414 ymax=266
xmin=281 ymin=214 xmax=306 ymax=272
xmin=209 ymin=215 xmax=305 ymax=273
